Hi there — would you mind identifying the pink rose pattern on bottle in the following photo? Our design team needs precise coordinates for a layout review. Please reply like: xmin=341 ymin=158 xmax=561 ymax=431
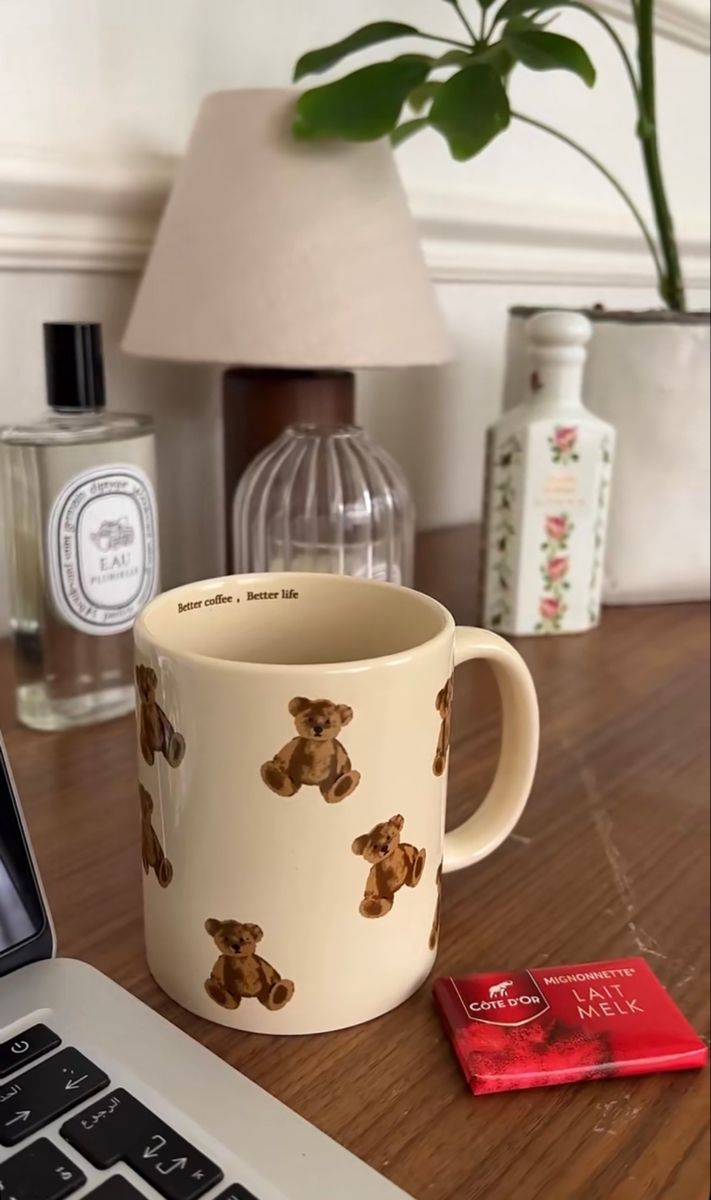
xmin=548 ymin=426 xmax=579 ymax=466
xmin=546 ymin=555 xmax=569 ymax=581
xmin=545 ymin=514 xmax=569 ymax=541
xmin=588 ymin=436 xmax=613 ymax=625
xmin=537 ymin=513 xmax=573 ymax=633
xmin=539 ymin=596 xmax=562 ymax=622
xmin=486 ymin=421 xmax=611 ymax=634
xmin=485 ymin=433 xmax=523 ymax=629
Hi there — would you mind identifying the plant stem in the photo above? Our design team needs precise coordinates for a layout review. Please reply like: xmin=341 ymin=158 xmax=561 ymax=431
xmin=448 ymin=1 xmax=478 ymax=44
xmin=417 ymin=30 xmax=475 ymax=50
xmin=636 ymin=0 xmax=686 ymax=310
xmin=512 ymin=111 xmax=665 ymax=285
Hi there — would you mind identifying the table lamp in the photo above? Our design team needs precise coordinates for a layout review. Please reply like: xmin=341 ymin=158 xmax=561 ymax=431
xmin=122 ymin=88 xmax=450 ymax=566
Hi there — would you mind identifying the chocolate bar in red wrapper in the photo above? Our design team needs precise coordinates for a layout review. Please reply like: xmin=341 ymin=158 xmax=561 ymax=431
xmin=433 ymin=957 xmax=707 ymax=1095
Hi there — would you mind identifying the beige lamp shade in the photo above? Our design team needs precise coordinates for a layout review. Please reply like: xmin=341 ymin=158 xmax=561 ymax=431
xmin=123 ymin=89 xmax=450 ymax=369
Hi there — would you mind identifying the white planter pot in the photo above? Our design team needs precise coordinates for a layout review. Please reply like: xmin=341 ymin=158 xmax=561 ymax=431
xmin=503 ymin=310 xmax=710 ymax=603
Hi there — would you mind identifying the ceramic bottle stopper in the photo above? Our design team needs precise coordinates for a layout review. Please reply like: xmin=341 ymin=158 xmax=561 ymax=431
xmin=481 ymin=310 xmax=615 ymax=635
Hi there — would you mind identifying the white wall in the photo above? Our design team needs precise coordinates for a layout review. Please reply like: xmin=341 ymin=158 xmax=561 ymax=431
xmin=0 ymin=0 xmax=709 ymax=629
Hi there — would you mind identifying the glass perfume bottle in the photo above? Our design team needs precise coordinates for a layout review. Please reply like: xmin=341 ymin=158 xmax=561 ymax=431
xmin=233 ymin=424 xmax=414 ymax=585
xmin=481 ymin=311 xmax=615 ymax=635
xmin=1 ymin=324 xmax=159 ymax=730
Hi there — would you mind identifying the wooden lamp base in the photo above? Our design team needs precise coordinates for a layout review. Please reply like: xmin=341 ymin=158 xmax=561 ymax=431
xmin=222 ymin=368 xmax=355 ymax=570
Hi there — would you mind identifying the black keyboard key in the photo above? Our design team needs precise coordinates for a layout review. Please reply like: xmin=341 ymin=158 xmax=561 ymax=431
xmin=0 ymin=1023 xmax=61 ymax=1078
xmin=126 ymin=1125 xmax=223 ymax=1200
xmin=0 ymin=1136 xmax=86 ymax=1199
xmin=61 ymin=1087 xmax=223 ymax=1200
xmin=85 ymin=1181 xmax=148 ymax=1199
xmin=0 ymin=1047 xmax=109 ymax=1146
xmin=214 ymin=1188 xmax=261 ymax=1200
xmin=61 ymin=1089 xmax=138 ymax=1167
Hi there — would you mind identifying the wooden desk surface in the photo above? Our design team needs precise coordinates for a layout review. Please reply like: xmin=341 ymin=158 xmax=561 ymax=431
xmin=1 ymin=525 xmax=709 ymax=1200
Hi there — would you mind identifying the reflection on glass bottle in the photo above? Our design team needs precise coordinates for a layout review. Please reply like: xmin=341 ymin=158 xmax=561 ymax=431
xmin=1 ymin=324 xmax=159 ymax=730
xmin=233 ymin=424 xmax=414 ymax=586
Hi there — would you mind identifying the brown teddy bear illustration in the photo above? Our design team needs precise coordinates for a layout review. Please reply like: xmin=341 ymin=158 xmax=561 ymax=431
xmin=433 ymin=676 xmax=453 ymax=776
xmin=429 ymin=860 xmax=443 ymax=950
xmin=136 ymin=664 xmax=186 ymax=768
xmin=352 ymin=814 xmax=426 ymax=918
xmin=204 ymin=918 xmax=294 ymax=1012
xmin=139 ymin=784 xmax=173 ymax=888
xmin=260 ymin=697 xmax=360 ymax=803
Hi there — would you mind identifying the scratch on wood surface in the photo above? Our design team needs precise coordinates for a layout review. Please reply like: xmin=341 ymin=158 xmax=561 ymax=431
xmin=675 ymin=965 xmax=697 ymax=990
xmin=593 ymin=1092 xmax=641 ymax=1136
xmin=511 ymin=833 xmax=533 ymax=847
xmin=586 ymin=785 xmax=666 ymax=961
xmin=561 ymin=739 xmax=667 ymax=961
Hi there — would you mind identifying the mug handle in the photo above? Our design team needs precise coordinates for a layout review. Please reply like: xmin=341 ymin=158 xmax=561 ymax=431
xmin=443 ymin=628 xmax=539 ymax=873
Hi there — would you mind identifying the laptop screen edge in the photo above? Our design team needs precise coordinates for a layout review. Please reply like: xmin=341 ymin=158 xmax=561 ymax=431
xmin=0 ymin=732 xmax=55 ymax=975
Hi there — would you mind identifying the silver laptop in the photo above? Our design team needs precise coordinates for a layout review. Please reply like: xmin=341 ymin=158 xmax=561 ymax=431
xmin=0 ymin=735 xmax=412 ymax=1200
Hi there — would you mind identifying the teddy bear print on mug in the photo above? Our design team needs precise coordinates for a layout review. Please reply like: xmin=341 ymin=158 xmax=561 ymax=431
xmin=204 ymin=919 xmax=295 ymax=1012
xmin=433 ymin=676 xmax=453 ymax=776
xmin=352 ymin=814 xmax=426 ymax=919
xmin=261 ymin=697 xmax=361 ymax=803
xmin=136 ymin=664 xmax=186 ymax=768
xmin=139 ymin=784 xmax=173 ymax=888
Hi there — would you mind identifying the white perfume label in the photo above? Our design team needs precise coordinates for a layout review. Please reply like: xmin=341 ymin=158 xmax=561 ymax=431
xmin=48 ymin=464 xmax=158 ymax=635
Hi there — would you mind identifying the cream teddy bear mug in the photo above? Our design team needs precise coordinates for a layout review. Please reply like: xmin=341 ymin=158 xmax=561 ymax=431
xmin=134 ymin=573 xmax=539 ymax=1034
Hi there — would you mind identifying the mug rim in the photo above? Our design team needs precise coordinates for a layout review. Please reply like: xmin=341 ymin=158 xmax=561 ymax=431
xmin=134 ymin=572 xmax=454 ymax=673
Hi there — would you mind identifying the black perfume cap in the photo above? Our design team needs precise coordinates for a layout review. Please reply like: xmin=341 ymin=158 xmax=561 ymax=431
xmin=44 ymin=323 xmax=106 ymax=410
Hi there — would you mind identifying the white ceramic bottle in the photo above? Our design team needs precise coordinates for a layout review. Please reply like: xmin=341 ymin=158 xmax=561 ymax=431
xmin=481 ymin=311 xmax=615 ymax=635
xmin=1 ymin=324 xmax=159 ymax=729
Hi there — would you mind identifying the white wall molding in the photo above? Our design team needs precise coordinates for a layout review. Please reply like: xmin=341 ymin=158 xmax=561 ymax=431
xmin=0 ymin=151 xmax=173 ymax=273
xmin=1 ymin=151 xmax=709 ymax=290
xmin=417 ymin=189 xmax=710 ymax=289
xmin=596 ymin=0 xmax=710 ymax=53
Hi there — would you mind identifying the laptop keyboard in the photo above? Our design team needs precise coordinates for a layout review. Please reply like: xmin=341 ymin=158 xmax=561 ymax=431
xmin=0 ymin=1025 xmax=256 ymax=1200
xmin=0 ymin=1047 xmax=109 ymax=1146
xmin=0 ymin=1023 xmax=61 ymax=1077
xmin=62 ymin=1089 xmax=223 ymax=1197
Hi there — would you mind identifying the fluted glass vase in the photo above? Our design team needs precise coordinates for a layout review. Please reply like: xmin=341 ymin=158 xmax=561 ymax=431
xmin=232 ymin=425 xmax=414 ymax=585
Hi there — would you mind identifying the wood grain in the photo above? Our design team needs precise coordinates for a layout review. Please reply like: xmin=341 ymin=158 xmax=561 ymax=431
xmin=1 ymin=524 xmax=709 ymax=1200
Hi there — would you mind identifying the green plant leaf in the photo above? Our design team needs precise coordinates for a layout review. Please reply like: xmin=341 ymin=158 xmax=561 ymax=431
xmin=435 ymin=49 xmax=477 ymax=67
xmin=294 ymin=22 xmax=419 ymax=81
xmin=504 ymin=14 xmax=552 ymax=32
xmin=497 ymin=0 xmax=576 ymax=24
xmin=394 ymin=52 xmax=436 ymax=67
xmin=503 ymin=29 xmax=596 ymax=85
xmin=435 ymin=42 xmax=517 ymax=79
xmin=408 ymin=80 xmax=443 ymax=113
xmin=475 ymin=41 xmax=516 ymax=76
xmin=429 ymin=64 xmax=511 ymax=160
xmin=293 ymin=60 xmax=430 ymax=142
xmin=497 ymin=0 xmax=547 ymax=16
xmin=391 ymin=118 xmax=430 ymax=146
